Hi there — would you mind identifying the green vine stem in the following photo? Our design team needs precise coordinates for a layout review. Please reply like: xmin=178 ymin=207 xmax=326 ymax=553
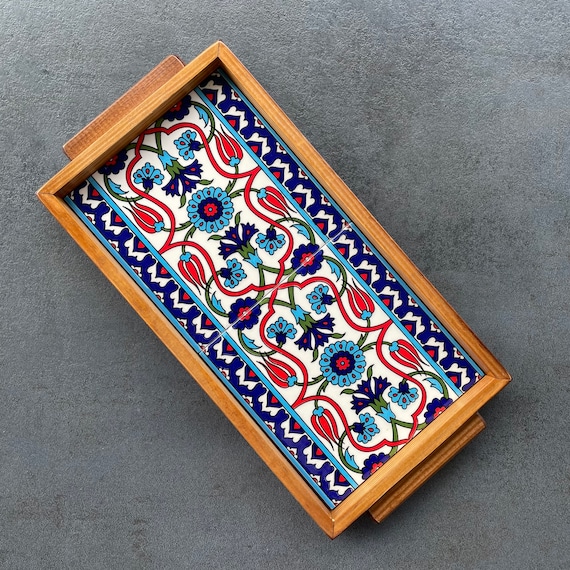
xmin=409 ymin=370 xmax=449 ymax=399
xmin=336 ymin=433 xmax=362 ymax=474
xmin=192 ymin=101 xmax=216 ymax=141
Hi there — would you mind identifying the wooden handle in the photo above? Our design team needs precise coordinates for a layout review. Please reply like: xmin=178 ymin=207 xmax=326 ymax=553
xmin=368 ymin=413 xmax=486 ymax=523
xmin=63 ymin=55 xmax=185 ymax=160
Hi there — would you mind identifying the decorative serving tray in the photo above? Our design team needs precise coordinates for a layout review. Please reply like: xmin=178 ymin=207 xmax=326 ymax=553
xmin=38 ymin=42 xmax=510 ymax=537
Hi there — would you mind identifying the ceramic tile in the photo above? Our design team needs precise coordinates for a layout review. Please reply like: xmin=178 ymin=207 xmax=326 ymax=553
xmin=64 ymin=68 xmax=484 ymax=505
xmin=199 ymin=71 xmax=352 ymax=244
xmin=87 ymin=116 xmax=297 ymax=327
xmin=198 ymin=69 xmax=481 ymax=391
xmin=326 ymin=227 xmax=482 ymax=392
xmin=210 ymin=230 xmax=468 ymax=486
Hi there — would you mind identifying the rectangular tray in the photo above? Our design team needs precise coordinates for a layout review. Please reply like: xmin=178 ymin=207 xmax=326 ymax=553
xmin=37 ymin=42 xmax=510 ymax=537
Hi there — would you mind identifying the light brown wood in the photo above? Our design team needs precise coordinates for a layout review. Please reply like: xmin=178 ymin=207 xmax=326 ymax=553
xmin=368 ymin=413 xmax=486 ymax=523
xmin=328 ymin=374 xmax=507 ymax=537
xmin=38 ymin=41 xmax=510 ymax=538
xmin=63 ymin=55 xmax=185 ymax=159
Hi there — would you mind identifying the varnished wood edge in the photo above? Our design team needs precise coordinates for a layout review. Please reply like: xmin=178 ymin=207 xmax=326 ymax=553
xmin=37 ymin=42 xmax=337 ymax=537
xmin=328 ymin=374 xmax=508 ymax=537
xmin=368 ymin=413 xmax=486 ymax=523
xmin=38 ymin=42 xmax=223 ymax=198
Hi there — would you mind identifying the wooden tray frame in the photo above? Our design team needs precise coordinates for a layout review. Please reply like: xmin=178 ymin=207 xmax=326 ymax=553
xmin=37 ymin=41 xmax=510 ymax=538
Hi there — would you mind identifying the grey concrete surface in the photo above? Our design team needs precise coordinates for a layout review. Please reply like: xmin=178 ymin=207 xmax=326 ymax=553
xmin=1 ymin=0 xmax=569 ymax=568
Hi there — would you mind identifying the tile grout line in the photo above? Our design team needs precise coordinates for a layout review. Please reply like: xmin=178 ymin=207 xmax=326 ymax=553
xmin=197 ymin=221 xmax=357 ymax=355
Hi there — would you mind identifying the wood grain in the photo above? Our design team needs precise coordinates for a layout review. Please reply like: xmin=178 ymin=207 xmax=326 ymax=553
xmin=63 ymin=55 xmax=185 ymax=159
xmin=38 ymin=41 xmax=510 ymax=538
xmin=38 ymin=42 xmax=222 ymax=198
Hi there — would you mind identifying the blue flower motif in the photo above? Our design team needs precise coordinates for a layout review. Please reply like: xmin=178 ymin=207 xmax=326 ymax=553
xmin=174 ymin=130 xmax=201 ymax=160
xmin=98 ymin=150 xmax=128 ymax=176
xmin=424 ymin=397 xmax=453 ymax=424
xmin=255 ymin=226 xmax=285 ymax=255
xmin=266 ymin=317 xmax=296 ymax=345
xmin=158 ymin=151 xmax=176 ymax=168
xmin=376 ymin=405 xmax=395 ymax=423
xmin=218 ymin=223 xmax=261 ymax=267
xmin=163 ymin=159 xmax=203 ymax=196
xmin=219 ymin=258 xmax=246 ymax=289
xmin=352 ymin=413 xmax=380 ymax=444
xmin=295 ymin=313 xmax=335 ymax=351
xmin=243 ymin=250 xmax=262 ymax=268
xmin=187 ymin=187 xmax=234 ymax=233
xmin=291 ymin=243 xmax=324 ymax=276
xmin=228 ymin=297 xmax=261 ymax=330
xmin=133 ymin=162 xmax=164 ymax=190
xmin=319 ymin=340 xmax=366 ymax=387
xmin=291 ymin=304 xmax=309 ymax=323
xmin=362 ymin=453 xmax=389 ymax=479
xmin=350 ymin=376 xmax=391 ymax=414
xmin=306 ymin=284 xmax=333 ymax=314
xmin=388 ymin=381 xmax=419 ymax=409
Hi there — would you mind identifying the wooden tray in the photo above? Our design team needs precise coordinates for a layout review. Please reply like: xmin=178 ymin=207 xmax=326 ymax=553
xmin=37 ymin=42 xmax=510 ymax=538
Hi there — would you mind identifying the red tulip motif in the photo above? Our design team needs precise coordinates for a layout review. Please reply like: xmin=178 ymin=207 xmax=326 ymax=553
xmin=346 ymin=284 xmax=375 ymax=320
xmin=178 ymin=252 xmax=207 ymax=289
xmin=257 ymin=186 xmax=292 ymax=218
xmin=311 ymin=406 xmax=339 ymax=444
xmin=261 ymin=357 xmax=297 ymax=389
xmin=128 ymin=201 xmax=164 ymax=234
xmin=389 ymin=339 xmax=423 ymax=369
xmin=215 ymin=130 xmax=243 ymax=167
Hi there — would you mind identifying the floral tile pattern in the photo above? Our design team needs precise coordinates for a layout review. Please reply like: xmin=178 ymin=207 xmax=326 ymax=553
xmin=66 ymin=181 xmax=354 ymax=506
xmin=64 ymin=68 xmax=483 ymax=506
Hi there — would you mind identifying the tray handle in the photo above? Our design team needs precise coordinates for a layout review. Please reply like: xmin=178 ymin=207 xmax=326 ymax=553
xmin=63 ymin=55 xmax=185 ymax=160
